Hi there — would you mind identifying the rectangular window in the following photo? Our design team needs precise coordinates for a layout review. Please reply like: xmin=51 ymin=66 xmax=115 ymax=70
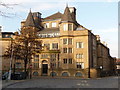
xmin=63 ymin=38 xmax=67 ymax=44
xmin=69 ymin=58 xmax=72 ymax=64
xmin=34 ymin=63 xmax=39 ymax=68
xmin=41 ymin=54 xmax=48 ymax=59
xmin=68 ymin=24 xmax=72 ymax=31
xmin=76 ymin=42 xmax=83 ymax=48
xmin=52 ymin=43 xmax=58 ymax=50
xmin=35 ymin=55 xmax=39 ymax=58
xmin=76 ymin=54 xmax=83 ymax=59
xmin=76 ymin=62 xmax=84 ymax=69
xmin=44 ymin=43 xmax=50 ymax=49
xmin=63 ymin=24 xmax=67 ymax=31
xmin=50 ymin=54 xmax=56 ymax=59
xmin=63 ymin=48 xmax=67 ymax=53
xmin=52 ymin=22 xmax=57 ymax=27
xmin=44 ymin=23 xmax=49 ymax=28
xmin=68 ymin=48 xmax=72 ymax=53
xmin=15 ymin=62 xmax=22 ymax=68
xmin=63 ymin=58 xmax=67 ymax=64
xmin=68 ymin=38 xmax=72 ymax=45
xmin=34 ymin=55 xmax=39 ymax=61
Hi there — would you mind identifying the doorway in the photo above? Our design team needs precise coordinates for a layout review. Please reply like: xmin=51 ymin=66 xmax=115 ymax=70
xmin=42 ymin=64 xmax=48 ymax=75
xmin=42 ymin=60 xmax=48 ymax=76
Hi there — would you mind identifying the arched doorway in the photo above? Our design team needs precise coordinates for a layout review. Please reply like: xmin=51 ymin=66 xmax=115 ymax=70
xmin=42 ymin=60 xmax=48 ymax=76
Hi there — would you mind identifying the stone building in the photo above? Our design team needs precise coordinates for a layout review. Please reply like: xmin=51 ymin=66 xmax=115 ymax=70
xmin=0 ymin=28 xmax=15 ymax=74
xmin=1 ymin=6 xmax=116 ymax=78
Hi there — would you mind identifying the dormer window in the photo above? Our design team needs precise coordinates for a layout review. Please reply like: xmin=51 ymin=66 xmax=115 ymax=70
xmin=52 ymin=22 xmax=56 ymax=27
xmin=68 ymin=24 xmax=72 ymax=31
xmin=44 ymin=23 xmax=49 ymax=28
xmin=63 ymin=24 xmax=67 ymax=31
xmin=63 ymin=23 xmax=73 ymax=31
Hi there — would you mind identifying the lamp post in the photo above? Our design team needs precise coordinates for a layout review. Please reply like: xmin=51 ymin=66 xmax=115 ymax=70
xmin=29 ymin=64 xmax=32 ymax=79
xmin=100 ymin=66 xmax=103 ymax=77
xmin=8 ymin=38 xmax=13 ymax=80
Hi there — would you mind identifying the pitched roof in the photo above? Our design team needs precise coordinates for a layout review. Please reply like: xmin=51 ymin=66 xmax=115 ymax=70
xmin=38 ymin=28 xmax=59 ymax=34
xmin=24 ymin=10 xmax=36 ymax=27
xmin=61 ymin=6 xmax=74 ymax=22
xmin=44 ymin=12 xmax=62 ymax=20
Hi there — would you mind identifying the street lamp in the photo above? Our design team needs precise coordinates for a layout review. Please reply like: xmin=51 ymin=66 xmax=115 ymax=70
xmin=8 ymin=37 xmax=13 ymax=80
xmin=100 ymin=66 xmax=103 ymax=77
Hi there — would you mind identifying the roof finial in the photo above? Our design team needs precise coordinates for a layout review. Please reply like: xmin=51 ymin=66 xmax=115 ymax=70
xmin=30 ymin=8 xmax=31 ymax=12
xmin=66 ymin=3 xmax=68 ymax=7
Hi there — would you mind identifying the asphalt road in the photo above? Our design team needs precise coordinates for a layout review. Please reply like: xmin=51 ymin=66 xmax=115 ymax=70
xmin=2 ymin=76 xmax=119 ymax=89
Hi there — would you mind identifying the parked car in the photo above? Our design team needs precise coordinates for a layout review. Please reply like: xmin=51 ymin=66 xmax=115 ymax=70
xmin=2 ymin=72 xmax=27 ymax=80
xmin=2 ymin=72 xmax=14 ymax=80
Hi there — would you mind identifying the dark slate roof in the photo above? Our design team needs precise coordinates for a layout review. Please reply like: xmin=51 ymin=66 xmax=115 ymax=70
xmin=61 ymin=6 xmax=74 ymax=22
xmin=44 ymin=12 xmax=62 ymax=20
xmin=24 ymin=10 xmax=36 ymax=27
xmin=38 ymin=28 xmax=59 ymax=34
xmin=1 ymin=32 xmax=15 ymax=38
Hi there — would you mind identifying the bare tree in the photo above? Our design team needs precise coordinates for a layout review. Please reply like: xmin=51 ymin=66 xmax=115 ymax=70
xmin=5 ymin=27 xmax=42 ymax=74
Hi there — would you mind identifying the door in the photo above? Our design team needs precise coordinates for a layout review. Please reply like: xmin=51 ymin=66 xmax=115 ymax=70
xmin=42 ymin=64 xmax=48 ymax=75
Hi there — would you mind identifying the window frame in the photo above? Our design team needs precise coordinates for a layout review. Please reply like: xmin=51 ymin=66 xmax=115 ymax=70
xmin=76 ymin=42 xmax=83 ymax=48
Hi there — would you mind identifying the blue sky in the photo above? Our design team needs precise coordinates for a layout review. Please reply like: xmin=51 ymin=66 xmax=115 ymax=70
xmin=0 ymin=0 xmax=118 ymax=58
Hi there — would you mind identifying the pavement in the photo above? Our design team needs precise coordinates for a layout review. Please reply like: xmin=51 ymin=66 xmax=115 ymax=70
xmin=1 ymin=76 xmax=120 ymax=89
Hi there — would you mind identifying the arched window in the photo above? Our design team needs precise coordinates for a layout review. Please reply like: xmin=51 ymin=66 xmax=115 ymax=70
xmin=75 ymin=72 xmax=83 ymax=77
xmin=50 ymin=72 xmax=57 ymax=76
xmin=33 ymin=72 xmax=39 ymax=76
xmin=62 ymin=72 xmax=69 ymax=77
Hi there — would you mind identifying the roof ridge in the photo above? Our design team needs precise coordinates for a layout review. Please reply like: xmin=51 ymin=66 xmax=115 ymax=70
xmin=44 ymin=12 xmax=62 ymax=20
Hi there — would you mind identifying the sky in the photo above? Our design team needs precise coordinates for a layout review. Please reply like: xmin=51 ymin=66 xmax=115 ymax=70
xmin=0 ymin=0 xmax=118 ymax=58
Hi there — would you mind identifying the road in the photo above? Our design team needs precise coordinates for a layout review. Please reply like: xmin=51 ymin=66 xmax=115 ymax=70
xmin=2 ymin=76 xmax=119 ymax=89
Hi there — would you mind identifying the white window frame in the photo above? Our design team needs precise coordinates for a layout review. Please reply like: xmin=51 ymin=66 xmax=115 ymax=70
xmin=52 ymin=22 xmax=57 ymax=27
xmin=76 ymin=42 xmax=83 ymax=48
xmin=63 ymin=24 xmax=67 ymax=31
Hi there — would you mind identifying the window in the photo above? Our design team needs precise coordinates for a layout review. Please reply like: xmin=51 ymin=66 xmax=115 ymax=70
xmin=62 ymin=72 xmax=69 ymax=76
xmin=41 ymin=54 xmax=48 ymax=59
xmin=76 ymin=54 xmax=83 ymax=59
xmin=76 ymin=62 xmax=84 ymax=69
xmin=63 ymin=58 xmax=67 ymax=64
xmin=68 ymin=38 xmax=72 ymax=45
xmin=50 ymin=72 xmax=57 ymax=76
xmin=50 ymin=54 xmax=56 ymax=59
xmin=15 ymin=62 xmax=22 ymax=68
xmin=33 ymin=63 xmax=39 ymax=68
xmin=63 ymin=24 xmax=67 ymax=31
xmin=75 ymin=72 xmax=83 ymax=77
xmin=68 ymin=48 xmax=72 ymax=53
xmin=52 ymin=43 xmax=58 ymax=49
xmin=52 ymin=22 xmax=56 ymax=27
xmin=68 ymin=24 xmax=72 ymax=31
xmin=68 ymin=58 xmax=72 ymax=64
xmin=44 ymin=23 xmax=49 ymax=28
xmin=63 ymin=48 xmax=67 ymax=53
xmin=34 ymin=59 xmax=39 ymax=62
xmin=63 ymin=38 xmax=67 ymax=44
xmin=33 ymin=72 xmax=39 ymax=76
xmin=35 ymin=55 xmax=39 ymax=58
xmin=44 ymin=43 xmax=50 ymax=49
xmin=76 ymin=42 xmax=83 ymax=48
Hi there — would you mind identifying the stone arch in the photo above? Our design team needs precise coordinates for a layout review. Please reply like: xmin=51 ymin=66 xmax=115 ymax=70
xmin=33 ymin=71 xmax=39 ymax=76
xmin=50 ymin=72 xmax=57 ymax=76
xmin=61 ymin=72 xmax=70 ymax=77
xmin=75 ymin=72 xmax=83 ymax=77
xmin=42 ymin=60 xmax=48 ymax=64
